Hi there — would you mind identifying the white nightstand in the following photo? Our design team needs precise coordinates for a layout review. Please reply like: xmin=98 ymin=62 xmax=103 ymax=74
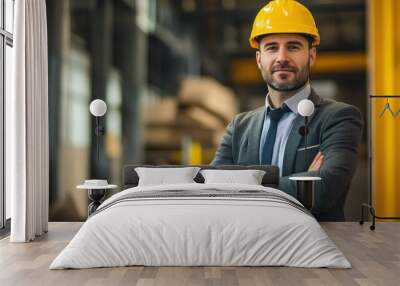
xmin=77 ymin=183 xmax=117 ymax=216
xmin=289 ymin=176 xmax=321 ymax=210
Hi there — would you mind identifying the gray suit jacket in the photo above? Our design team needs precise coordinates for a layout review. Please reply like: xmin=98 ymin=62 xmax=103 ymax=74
xmin=211 ymin=90 xmax=363 ymax=221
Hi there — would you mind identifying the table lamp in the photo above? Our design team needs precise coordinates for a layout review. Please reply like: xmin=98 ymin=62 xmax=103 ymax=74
xmin=89 ymin=99 xmax=107 ymax=162
xmin=290 ymin=99 xmax=321 ymax=210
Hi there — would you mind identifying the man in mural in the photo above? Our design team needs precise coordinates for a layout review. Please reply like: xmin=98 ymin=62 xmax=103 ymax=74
xmin=211 ymin=0 xmax=363 ymax=221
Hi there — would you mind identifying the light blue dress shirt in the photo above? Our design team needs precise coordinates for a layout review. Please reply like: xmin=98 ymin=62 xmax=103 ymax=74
xmin=259 ymin=84 xmax=311 ymax=176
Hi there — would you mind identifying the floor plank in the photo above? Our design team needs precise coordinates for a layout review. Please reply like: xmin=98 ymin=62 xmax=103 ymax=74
xmin=0 ymin=222 xmax=398 ymax=286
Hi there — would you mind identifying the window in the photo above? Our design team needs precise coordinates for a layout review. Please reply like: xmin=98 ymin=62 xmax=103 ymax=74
xmin=1 ymin=0 xmax=14 ymax=230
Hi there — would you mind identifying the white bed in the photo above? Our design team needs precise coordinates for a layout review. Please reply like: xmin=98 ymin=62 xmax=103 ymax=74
xmin=50 ymin=183 xmax=351 ymax=269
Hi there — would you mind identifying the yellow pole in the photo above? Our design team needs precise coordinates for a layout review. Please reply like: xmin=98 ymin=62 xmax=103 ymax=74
xmin=189 ymin=142 xmax=203 ymax=165
xmin=368 ymin=0 xmax=400 ymax=218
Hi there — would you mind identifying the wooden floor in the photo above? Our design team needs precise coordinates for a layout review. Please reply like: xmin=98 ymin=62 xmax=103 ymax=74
xmin=0 ymin=222 xmax=398 ymax=286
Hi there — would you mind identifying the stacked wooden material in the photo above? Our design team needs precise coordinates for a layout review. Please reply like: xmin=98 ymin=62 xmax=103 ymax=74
xmin=142 ymin=77 xmax=238 ymax=164
xmin=143 ymin=97 xmax=181 ymax=148
xmin=178 ymin=77 xmax=238 ymax=129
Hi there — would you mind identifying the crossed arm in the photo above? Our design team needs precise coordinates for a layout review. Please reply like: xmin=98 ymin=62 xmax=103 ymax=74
xmin=278 ymin=106 xmax=364 ymax=218
xmin=211 ymin=105 xmax=363 ymax=219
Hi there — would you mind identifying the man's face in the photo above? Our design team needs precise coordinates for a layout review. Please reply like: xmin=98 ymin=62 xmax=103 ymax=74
xmin=256 ymin=34 xmax=316 ymax=92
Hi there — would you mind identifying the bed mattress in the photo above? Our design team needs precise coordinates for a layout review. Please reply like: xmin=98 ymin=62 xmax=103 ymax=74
xmin=50 ymin=183 xmax=350 ymax=269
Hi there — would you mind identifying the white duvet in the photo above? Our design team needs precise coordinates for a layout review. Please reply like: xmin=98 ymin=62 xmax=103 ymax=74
xmin=50 ymin=183 xmax=351 ymax=269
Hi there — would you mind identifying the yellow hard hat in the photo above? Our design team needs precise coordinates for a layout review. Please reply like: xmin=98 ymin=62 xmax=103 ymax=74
xmin=249 ymin=0 xmax=320 ymax=49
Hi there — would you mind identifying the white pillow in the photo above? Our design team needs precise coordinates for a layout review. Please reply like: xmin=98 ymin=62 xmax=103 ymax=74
xmin=135 ymin=167 xmax=201 ymax=186
xmin=200 ymin=169 xmax=266 ymax=185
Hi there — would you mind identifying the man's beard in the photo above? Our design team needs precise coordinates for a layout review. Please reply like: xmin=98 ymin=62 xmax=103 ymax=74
xmin=263 ymin=61 xmax=310 ymax=92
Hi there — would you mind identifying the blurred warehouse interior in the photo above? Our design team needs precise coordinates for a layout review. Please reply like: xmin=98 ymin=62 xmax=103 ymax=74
xmin=46 ymin=0 xmax=368 ymax=221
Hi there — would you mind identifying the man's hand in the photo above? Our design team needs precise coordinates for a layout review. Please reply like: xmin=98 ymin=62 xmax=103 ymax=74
xmin=308 ymin=151 xmax=324 ymax=171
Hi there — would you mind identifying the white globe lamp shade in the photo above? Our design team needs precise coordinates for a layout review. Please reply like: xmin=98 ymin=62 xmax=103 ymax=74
xmin=297 ymin=99 xmax=314 ymax=117
xmin=90 ymin=99 xmax=107 ymax=117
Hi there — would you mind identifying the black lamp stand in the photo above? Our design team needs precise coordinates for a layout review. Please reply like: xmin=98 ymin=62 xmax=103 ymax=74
xmin=95 ymin=116 xmax=105 ymax=162
xmin=293 ymin=116 xmax=318 ymax=210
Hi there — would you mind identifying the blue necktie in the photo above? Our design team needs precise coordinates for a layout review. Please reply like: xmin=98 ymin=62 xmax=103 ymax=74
xmin=261 ymin=104 xmax=290 ymax=165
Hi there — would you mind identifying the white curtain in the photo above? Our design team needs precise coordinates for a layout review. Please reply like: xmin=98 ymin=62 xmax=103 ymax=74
xmin=7 ymin=0 xmax=49 ymax=242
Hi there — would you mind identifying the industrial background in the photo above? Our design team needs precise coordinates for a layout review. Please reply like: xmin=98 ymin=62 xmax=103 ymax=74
xmin=38 ymin=0 xmax=399 ymax=221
